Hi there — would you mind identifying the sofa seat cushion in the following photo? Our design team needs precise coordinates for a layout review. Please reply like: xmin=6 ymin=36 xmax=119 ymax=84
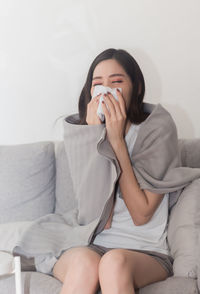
xmin=138 ymin=276 xmax=198 ymax=294
xmin=0 ymin=272 xmax=198 ymax=294
xmin=96 ymin=276 xmax=198 ymax=294
xmin=0 ymin=272 xmax=61 ymax=294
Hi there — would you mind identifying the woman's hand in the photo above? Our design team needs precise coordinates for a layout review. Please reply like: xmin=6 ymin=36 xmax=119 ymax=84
xmin=101 ymin=89 xmax=127 ymax=149
xmin=86 ymin=94 xmax=102 ymax=125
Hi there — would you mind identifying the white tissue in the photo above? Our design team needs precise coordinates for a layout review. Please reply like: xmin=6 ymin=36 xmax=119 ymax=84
xmin=92 ymin=85 xmax=122 ymax=122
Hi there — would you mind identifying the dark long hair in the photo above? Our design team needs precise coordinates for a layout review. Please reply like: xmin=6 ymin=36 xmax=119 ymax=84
xmin=77 ymin=48 xmax=149 ymax=125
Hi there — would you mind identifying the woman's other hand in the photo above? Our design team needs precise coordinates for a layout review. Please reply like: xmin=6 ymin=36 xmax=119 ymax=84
xmin=101 ymin=89 xmax=127 ymax=149
xmin=86 ymin=94 xmax=102 ymax=125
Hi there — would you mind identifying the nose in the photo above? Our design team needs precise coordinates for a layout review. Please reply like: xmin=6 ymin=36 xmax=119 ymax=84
xmin=102 ymin=80 xmax=113 ymax=88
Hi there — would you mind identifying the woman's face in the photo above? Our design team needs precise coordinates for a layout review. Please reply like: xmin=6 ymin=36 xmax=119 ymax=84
xmin=90 ymin=59 xmax=133 ymax=111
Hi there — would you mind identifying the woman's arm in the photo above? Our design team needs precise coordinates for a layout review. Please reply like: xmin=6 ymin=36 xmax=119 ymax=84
xmin=112 ymin=140 xmax=164 ymax=226
xmin=101 ymin=92 xmax=164 ymax=226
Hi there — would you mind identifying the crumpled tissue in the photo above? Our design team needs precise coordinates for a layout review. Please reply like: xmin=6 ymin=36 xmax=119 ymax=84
xmin=92 ymin=85 xmax=122 ymax=122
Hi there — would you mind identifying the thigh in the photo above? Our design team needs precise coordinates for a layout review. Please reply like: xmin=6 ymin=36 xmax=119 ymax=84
xmin=122 ymin=249 xmax=169 ymax=289
xmin=101 ymin=249 xmax=169 ymax=290
xmin=52 ymin=246 xmax=102 ymax=282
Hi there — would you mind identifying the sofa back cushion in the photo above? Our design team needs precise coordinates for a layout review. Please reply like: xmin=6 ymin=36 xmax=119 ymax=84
xmin=0 ymin=141 xmax=56 ymax=223
xmin=168 ymin=178 xmax=200 ymax=278
xmin=178 ymin=138 xmax=200 ymax=168
xmin=168 ymin=138 xmax=200 ymax=278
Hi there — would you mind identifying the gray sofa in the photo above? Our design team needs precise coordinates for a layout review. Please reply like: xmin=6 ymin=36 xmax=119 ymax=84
xmin=0 ymin=138 xmax=200 ymax=294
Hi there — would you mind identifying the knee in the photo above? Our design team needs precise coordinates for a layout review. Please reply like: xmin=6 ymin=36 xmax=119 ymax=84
xmin=66 ymin=249 xmax=100 ymax=272
xmin=99 ymin=249 xmax=128 ymax=276
xmin=53 ymin=248 xmax=99 ymax=281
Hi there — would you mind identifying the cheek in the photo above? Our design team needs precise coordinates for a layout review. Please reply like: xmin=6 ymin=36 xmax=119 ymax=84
xmin=122 ymin=89 xmax=131 ymax=107
xmin=123 ymin=90 xmax=128 ymax=98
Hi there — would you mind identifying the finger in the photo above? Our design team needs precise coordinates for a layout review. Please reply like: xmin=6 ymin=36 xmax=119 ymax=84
xmin=90 ymin=93 xmax=101 ymax=104
xmin=101 ymin=99 xmax=110 ymax=121
xmin=115 ymin=89 xmax=127 ymax=117
xmin=96 ymin=93 xmax=102 ymax=98
xmin=103 ymin=94 xmax=117 ymax=118
xmin=95 ymin=93 xmax=102 ymax=102
xmin=107 ymin=92 xmax=123 ymax=118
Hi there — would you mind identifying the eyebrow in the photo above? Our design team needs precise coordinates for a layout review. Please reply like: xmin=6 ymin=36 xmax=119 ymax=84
xmin=92 ymin=73 xmax=125 ymax=80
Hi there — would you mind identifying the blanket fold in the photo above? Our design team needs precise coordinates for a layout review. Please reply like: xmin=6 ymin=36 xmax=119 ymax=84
xmin=13 ymin=102 xmax=200 ymax=275
xmin=63 ymin=115 xmax=121 ymax=225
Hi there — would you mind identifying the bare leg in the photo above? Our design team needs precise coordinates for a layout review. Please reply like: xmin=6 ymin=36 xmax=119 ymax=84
xmin=53 ymin=246 xmax=102 ymax=294
xmin=98 ymin=249 xmax=168 ymax=294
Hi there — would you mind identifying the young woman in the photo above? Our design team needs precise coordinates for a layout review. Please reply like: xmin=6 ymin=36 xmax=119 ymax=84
xmin=53 ymin=48 xmax=174 ymax=294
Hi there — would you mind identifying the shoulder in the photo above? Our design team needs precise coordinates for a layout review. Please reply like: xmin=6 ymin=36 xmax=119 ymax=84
xmin=140 ymin=103 xmax=177 ymax=136
xmin=132 ymin=103 xmax=178 ymax=154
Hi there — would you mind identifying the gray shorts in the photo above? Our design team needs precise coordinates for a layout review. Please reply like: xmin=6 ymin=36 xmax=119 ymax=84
xmin=87 ymin=243 xmax=174 ymax=277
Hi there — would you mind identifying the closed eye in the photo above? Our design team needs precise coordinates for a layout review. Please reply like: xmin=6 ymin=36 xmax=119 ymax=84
xmin=93 ymin=80 xmax=123 ymax=86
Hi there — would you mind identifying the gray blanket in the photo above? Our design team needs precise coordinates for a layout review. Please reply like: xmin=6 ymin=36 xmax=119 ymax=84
xmin=14 ymin=102 xmax=200 ymax=274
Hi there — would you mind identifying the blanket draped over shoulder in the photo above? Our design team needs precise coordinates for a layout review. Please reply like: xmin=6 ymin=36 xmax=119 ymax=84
xmin=14 ymin=102 xmax=200 ymax=274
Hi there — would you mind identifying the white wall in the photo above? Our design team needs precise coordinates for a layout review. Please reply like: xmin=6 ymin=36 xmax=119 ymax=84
xmin=0 ymin=0 xmax=199 ymax=144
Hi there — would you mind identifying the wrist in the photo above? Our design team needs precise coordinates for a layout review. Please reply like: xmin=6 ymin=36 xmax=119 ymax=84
xmin=111 ymin=139 xmax=126 ymax=153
